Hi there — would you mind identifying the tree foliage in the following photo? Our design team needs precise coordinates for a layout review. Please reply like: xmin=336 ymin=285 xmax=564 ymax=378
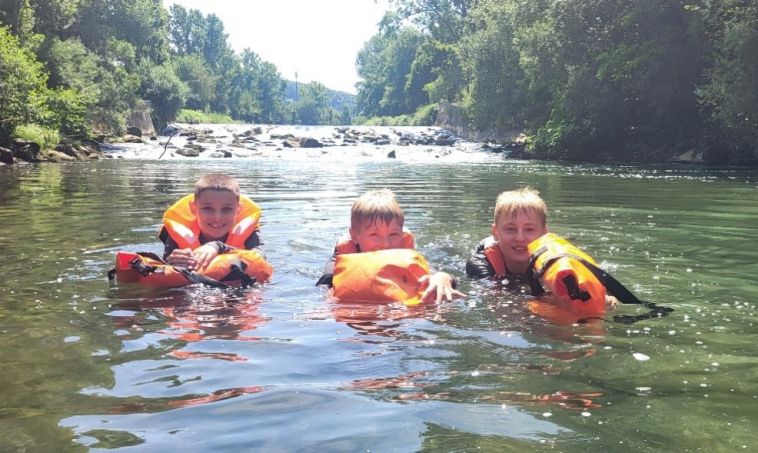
xmin=357 ymin=0 xmax=758 ymax=162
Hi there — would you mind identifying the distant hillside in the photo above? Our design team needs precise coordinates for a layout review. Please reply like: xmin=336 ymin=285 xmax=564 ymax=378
xmin=284 ymin=81 xmax=356 ymax=112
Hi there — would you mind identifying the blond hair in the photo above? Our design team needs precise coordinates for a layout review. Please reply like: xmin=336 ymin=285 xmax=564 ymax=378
xmin=494 ymin=187 xmax=547 ymax=226
xmin=351 ymin=189 xmax=404 ymax=230
xmin=194 ymin=173 xmax=240 ymax=198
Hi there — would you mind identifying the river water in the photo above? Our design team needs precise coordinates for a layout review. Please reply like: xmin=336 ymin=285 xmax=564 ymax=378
xmin=0 ymin=125 xmax=756 ymax=452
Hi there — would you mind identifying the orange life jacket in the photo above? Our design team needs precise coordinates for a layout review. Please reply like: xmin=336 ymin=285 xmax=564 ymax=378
xmin=112 ymin=249 xmax=272 ymax=287
xmin=332 ymin=249 xmax=430 ymax=306
xmin=161 ymin=194 xmax=261 ymax=249
xmin=482 ymin=236 xmax=509 ymax=278
xmin=333 ymin=230 xmax=415 ymax=255
xmin=527 ymin=233 xmax=606 ymax=317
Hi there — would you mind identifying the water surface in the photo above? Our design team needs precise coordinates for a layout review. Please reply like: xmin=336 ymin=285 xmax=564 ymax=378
xmin=0 ymin=131 xmax=756 ymax=451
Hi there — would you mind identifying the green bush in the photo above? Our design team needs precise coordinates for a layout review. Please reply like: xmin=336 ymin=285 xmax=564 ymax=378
xmin=13 ymin=124 xmax=60 ymax=150
xmin=0 ymin=27 xmax=50 ymax=145
xmin=413 ymin=104 xmax=437 ymax=126
xmin=176 ymin=109 xmax=237 ymax=124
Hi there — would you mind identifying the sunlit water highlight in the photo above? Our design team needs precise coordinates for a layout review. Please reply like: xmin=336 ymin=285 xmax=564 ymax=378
xmin=0 ymin=126 xmax=756 ymax=451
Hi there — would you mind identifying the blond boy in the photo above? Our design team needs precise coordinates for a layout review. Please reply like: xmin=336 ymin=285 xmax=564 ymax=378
xmin=466 ymin=187 xmax=548 ymax=279
xmin=317 ymin=189 xmax=464 ymax=303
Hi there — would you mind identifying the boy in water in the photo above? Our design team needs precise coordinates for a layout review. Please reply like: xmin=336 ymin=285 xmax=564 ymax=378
xmin=467 ymin=187 xmax=619 ymax=310
xmin=466 ymin=187 xmax=548 ymax=279
xmin=317 ymin=189 xmax=464 ymax=303
xmin=161 ymin=173 xmax=264 ymax=271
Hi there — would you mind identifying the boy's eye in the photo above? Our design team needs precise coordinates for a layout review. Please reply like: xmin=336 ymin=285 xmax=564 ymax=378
xmin=221 ymin=207 xmax=235 ymax=215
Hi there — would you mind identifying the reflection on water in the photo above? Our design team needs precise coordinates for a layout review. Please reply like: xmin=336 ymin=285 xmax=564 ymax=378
xmin=1 ymin=138 xmax=757 ymax=451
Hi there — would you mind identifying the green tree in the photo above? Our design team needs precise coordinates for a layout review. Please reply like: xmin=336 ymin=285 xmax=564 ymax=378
xmin=173 ymin=53 xmax=216 ymax=111
xmin=139 ymin=61 xmax=187 ymax=130
xmin=73 ymin=0 xmax=169 ymax=64
xmin=295 ymin=82 xmax=330 ymax=125
xmin=256 ymin=61 xmax=287 ymax=123
xmin=168 ymin=4 xmax=206 ymax=55
xmin=0 ymin=26 xmax=48 ymax=144
xmin=696 ymin=2 xmax=758 ymax=162
xmin=390 ymin=0 xmax=478 ymax=43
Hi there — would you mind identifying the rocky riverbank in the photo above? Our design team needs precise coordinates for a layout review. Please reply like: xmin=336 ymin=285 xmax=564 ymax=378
xmin=0 ymin=123 xmax=527 ymax=166
xmin=98 ymin=124 xmax=527 ymax=162
xmin=0 ymin=138 xmax=109 ymax=166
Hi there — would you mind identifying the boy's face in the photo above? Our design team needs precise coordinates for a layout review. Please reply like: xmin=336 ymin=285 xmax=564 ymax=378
xmin=492 ymin=210 xmax=547 ymax=270
xmin=350 ymin=218 xmax=405 ymax=252
xmin=190 ymin=189 xmax=239 ymax=241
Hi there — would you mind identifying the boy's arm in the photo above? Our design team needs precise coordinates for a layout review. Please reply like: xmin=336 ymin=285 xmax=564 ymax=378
xmin=191 ymin=230 xmax=265 ymax=271
xmin=465 ymin=240 xmax=496 ymax=279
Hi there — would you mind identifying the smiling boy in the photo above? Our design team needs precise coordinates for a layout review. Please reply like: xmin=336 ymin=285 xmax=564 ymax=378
xmin=160 ymin=174 xmax=264 ymax=271
xmin=465 ymin=187 xmax=548 ymax=279
xmin=317 ymin=189 xmax=464 ymax=303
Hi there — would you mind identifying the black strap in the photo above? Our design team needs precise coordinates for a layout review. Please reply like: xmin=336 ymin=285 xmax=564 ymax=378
xmin=220 ymin=262 xmax=256 ymax=288
xmin=175 ymin=267 xmax=231 ymax=288
xmin=528 ymin=249 xmax=673 ymax=324
xmin=576 ymin=257 xmax=673 ymax=324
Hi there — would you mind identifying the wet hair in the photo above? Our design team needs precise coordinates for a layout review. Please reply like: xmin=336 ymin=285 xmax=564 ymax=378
xmin=494 ymin=187 xmax=547 ymax=226
xmin=351 ymin=189 xmax=405 ymax=230
xmin=194 ymin=173 xmax=240 ymax=198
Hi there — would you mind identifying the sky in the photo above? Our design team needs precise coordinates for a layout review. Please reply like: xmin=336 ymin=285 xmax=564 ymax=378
xmin=162 ymin=0 xmax=390 ymax=94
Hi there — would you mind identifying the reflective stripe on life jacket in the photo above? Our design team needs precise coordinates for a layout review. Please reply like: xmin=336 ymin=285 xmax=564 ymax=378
xmin=481 ymin=236 xmax=509 ymax=278
xmin=333 ymin=230 xmax=415 ymax=255
xmin=332 ymin=249 xmax=430 ymax=306
xmin=161 ymin=194 xmax=261 ymax=250
xmin=112 ymin=249 xmax=272 ymax=287
xmin=527 ymin=233 xmax=606 ymax=317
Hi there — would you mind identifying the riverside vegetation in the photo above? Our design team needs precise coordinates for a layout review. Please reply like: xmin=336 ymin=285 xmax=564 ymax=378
xmin=1 ymin=1 xmax=756 ymax=164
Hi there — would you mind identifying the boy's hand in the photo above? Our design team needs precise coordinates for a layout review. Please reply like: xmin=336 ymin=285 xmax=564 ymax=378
xmin=420 ymin=272 xmax=466 ymax=304
xmin=166 ymin=248 xmax=194 ymax=267
xmin=191 ymin=244 xmax=220 ymax=271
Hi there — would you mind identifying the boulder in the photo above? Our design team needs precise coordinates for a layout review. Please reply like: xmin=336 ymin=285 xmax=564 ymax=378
xmin=176 ymin=148 xmax=200 ymax=157
xmin=122 ymin=134 xmax=144 ymax=143
xmin=162 ymin=124 xmax=182 ymax=136
xmin=55 ymin=142 xmax=79 ymax=157
xmin=387 ymin=150 xmax=396 ymax=159
xmin=300 ymin=137 xmax=323 ymax=148
xmin=669 ymin=149 xmax=703 ymax=164
xmin=12 ymin=140 xmax=41 ymax=162
xmin=0 ymin=147 xmax=14 ymax=165
xmin=46 ymin=150 xmax=79 ymax=161
xmin=125 ymin=101 xmax=157 ymax=138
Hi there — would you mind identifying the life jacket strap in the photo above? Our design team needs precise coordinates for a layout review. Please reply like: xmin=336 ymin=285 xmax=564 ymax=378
xmin=576 ymin=257 xmax=674 ymax=324
xmin=219 ymin=261 xmax=256 ymax=288
xmin=175 ymin=267 xmax=231 ymax=289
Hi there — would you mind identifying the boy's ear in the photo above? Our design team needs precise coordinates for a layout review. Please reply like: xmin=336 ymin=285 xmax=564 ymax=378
xmin=349 ymin=227 xmax=357 ymax=242
xmin=189 ymin=199 xmax=197 ymax=216
xmin=491 ymin=222 xmax=498 ymax=240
